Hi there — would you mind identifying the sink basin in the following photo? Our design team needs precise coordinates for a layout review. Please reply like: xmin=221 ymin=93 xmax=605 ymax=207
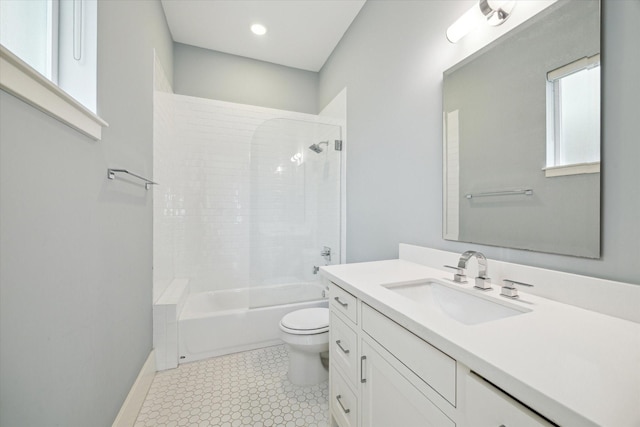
xmin=383 ymin=280 xmax=530 ymax=325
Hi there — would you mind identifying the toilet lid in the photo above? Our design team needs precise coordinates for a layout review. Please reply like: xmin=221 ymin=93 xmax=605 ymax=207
xmin=281 ymin=308 xmax=329 ymax=333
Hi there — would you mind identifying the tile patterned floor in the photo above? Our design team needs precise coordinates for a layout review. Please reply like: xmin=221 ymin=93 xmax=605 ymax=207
xmin=135 ymin=345 xmax=329 ymax=427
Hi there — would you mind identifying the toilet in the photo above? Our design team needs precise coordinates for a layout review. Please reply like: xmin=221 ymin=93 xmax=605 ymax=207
xmin=279 ymin=307 xmax=330 ymax=385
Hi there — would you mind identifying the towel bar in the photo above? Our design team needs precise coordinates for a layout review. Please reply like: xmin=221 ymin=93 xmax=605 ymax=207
xmin=107 ymin=169 xmax=158 ymax=190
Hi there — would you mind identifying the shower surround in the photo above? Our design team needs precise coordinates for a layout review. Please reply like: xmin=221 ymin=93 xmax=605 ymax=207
xmin=153 ymin=75 xmax=344 ymax=364
xmin=154 ymin=93 xmax=342 ymax=297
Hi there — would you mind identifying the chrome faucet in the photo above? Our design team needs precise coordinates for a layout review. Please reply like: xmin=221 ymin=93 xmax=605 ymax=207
xmin=456 ymin=250 xmax=492 ymax=290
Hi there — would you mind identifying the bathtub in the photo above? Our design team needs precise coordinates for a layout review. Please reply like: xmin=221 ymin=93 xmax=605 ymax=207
xmin=178 ymin=282 xmax=328 ymax=364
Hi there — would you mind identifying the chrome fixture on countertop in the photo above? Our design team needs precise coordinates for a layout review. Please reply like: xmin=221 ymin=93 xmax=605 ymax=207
xmin=444 ymin=264 xmax=467 ymax=283
xmin=500 ymin=279 xmax=534 ymax=299
xmin=446 ymin=250 xmax=491 ymax=290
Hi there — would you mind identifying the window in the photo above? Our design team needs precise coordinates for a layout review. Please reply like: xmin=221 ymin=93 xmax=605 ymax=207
xmin=0 ymin=0 xmax=105 ymax=139
xmin=0 ymin=0 xmax=57 ymax=80
xmin=545 ymin=54 xmax=600 ymax=177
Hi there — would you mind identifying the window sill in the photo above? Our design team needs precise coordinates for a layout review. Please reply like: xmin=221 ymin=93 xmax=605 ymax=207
xmin=0 ymin=45 xmax=107 ymax=140
xmin=543 ymin=162 xmax=600 ymax=178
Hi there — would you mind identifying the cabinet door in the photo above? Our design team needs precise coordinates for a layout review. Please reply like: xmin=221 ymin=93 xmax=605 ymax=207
xmin=360 ymin=340 xmax=455 ymax=427
xmin=465 ymin=373 xmax=555 ymax=427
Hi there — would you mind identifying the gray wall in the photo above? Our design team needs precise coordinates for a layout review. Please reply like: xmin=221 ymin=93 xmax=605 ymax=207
xmin=0 ymin=1 xmax=173 ymax=426
xmin=318 ymin=0 xmax=640 ymax=285
xmin=174 ymin=42 xmax=318 ymax=114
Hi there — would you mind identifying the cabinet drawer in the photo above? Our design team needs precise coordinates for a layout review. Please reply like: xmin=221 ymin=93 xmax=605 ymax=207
xmin=362 ymin=303 xmax=457 ymax=406
xmin=331 ymin=369 xmax=358 ymax=427
xmin=330 ymin=282 xmax=357 ymax=324
xmin=465 ymin=373 xmax=555 ymax=427
xmin=330 ymin=312 xmax=359 ymax=386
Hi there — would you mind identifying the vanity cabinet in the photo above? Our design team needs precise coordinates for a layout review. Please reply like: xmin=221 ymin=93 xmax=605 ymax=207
xmin=328 ymin=280 xmax=557 ymax=427
xmin=329 ymin=281 xmax=456 ymax=427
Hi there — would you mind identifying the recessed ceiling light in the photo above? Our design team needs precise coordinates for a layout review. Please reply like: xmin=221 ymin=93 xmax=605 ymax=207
xmin=251 ymin=24 xmax=267 ymax=36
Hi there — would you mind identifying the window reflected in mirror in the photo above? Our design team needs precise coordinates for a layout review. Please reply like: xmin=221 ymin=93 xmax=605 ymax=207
xmin=545 ymin=54 xmax=600 ymax=177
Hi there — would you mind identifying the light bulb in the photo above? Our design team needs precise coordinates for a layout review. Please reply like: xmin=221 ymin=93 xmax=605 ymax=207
xmin=446 ymin=3 xmax=486 ymax=43
xmin=251 ymin=24 xmax=267 ymax=36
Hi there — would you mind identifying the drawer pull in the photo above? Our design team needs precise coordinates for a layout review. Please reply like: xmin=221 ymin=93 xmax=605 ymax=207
xmin=336 ymin=340 xmax=350 ymax=354
xmin=360 ymin=355 xmax=367 ymax=383
xmin=336 ymin=394 xmax=350 ymax=414
xmin=334 ymin=296 xmax=348 ymax=308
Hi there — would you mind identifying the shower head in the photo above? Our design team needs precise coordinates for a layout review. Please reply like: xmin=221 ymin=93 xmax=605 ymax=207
xmin=308 ymin=144 xmax=323 ymax=153
xmin=308 ymin=141 xmax=329 ymax=153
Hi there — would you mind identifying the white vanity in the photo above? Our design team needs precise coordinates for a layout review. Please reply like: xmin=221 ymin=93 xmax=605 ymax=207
xmin=321 ymin=245 xmax=640 ymax=427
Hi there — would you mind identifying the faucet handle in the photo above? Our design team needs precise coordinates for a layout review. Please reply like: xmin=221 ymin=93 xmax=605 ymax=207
xmin=500 ymin=279 xmax=534 ymax=299
xmin=474 ymin=276 xmax=492 ymax=291
xmin=444 ymin=265 xmax=467 ymax=283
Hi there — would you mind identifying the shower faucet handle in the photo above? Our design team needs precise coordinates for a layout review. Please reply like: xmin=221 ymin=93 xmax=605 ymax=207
xmin=321 ymin=246 xmax=331 ymax=261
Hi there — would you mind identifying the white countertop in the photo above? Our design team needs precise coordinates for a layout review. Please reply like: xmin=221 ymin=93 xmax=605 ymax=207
xmin=321 ymin=259 xmax=640 ymax=427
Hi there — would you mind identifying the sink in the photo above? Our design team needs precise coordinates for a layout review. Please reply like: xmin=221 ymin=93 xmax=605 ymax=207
xmin=383 ymin=280 xmax=530 ymax=325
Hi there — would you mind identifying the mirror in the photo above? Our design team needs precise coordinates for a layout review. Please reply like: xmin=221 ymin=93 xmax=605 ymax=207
xmin=443 ymin=0 xmax=600 ymax=258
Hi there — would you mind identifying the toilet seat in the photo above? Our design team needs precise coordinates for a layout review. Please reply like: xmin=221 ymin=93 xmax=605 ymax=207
xmin=280 ymin=307 xmax=329 ymax=335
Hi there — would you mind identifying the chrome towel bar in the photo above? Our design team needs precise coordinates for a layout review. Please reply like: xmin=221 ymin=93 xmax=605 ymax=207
xmin=465 ymin=189 xmax=533 ymax=199
xmin=107 ymin=169 xmax=158 ymax=190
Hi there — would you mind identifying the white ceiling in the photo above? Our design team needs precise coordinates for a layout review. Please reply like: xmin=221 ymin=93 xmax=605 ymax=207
xmin=160 ymin=0 xmax=366 ymax=72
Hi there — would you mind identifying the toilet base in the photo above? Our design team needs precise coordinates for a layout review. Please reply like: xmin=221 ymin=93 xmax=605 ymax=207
xmin=286 ymin=345 xmax=329 ymax=386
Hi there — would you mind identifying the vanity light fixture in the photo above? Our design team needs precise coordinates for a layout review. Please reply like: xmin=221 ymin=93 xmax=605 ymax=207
xmin=251 ymin=23 xmax=267 ymax=36
xmin=446 ymin=0 xmax=516 ymax=43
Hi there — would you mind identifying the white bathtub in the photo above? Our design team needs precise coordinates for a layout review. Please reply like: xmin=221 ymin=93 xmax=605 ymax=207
xmin=178 ymin=282 xmax=328 ymax=364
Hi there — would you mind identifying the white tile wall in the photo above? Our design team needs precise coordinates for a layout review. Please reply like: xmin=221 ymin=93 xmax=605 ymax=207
xmin=153 ymin=95 xmax=344 ymax=297
xmin=153 ymin=54 xmax=175 ymax=302
xmin=153 ymin=91 xmax=177 ymax=301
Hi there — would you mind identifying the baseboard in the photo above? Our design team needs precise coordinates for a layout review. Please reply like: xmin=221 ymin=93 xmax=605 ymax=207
xmin=112 ymin=350 xmax=156 ymax=427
